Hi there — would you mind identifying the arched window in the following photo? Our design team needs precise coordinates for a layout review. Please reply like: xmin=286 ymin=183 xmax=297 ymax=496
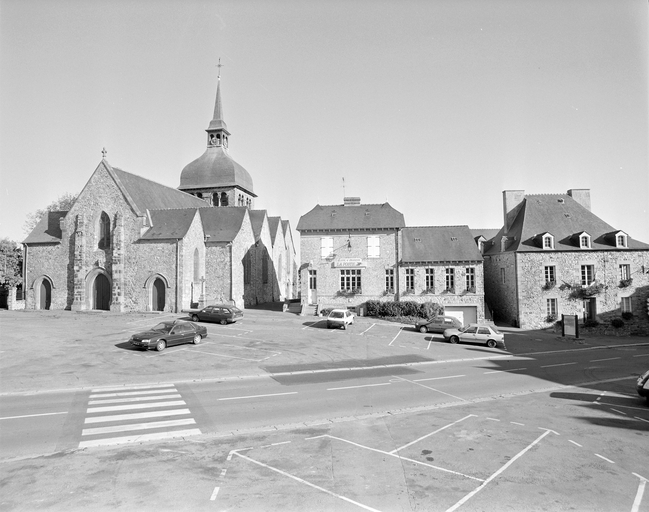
xmin=221 ymin=192 xmax=228 ymax=206
xmin=193 ymin=248 xmax=200 ymax=282
xmin=98 ymin=212 xmax=110 ymax=249
xmin=212 ymin=193 xmax=219 ymax=206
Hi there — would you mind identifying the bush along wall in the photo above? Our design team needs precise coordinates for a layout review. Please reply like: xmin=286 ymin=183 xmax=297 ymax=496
xmin=365 ymin=300 xmax=444 ymax=319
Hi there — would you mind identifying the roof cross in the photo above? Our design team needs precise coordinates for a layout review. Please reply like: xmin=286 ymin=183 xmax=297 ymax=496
xmin=101 ymin=147 xmax=107 ymax=159
xmin=217 ymin=58 xmax=224 ymax=79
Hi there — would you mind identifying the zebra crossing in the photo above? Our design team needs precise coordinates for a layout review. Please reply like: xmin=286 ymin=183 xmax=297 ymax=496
xmin=79 ymin=383 xmax=201 ymax=448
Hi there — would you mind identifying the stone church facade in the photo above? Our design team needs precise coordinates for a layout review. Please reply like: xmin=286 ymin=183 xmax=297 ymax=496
xmin=23 ymin=77 xmax=295 ymax=312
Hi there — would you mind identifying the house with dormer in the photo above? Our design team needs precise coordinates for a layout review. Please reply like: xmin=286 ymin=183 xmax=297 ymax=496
xmin=476 ymin=189 xmax=649 ymax=329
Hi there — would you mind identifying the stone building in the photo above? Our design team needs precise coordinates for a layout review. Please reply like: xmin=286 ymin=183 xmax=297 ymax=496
xmin=476 ymin=189 xmax=649 ymax=329
xmin=23 ymin=77 xmax=295 ymax=312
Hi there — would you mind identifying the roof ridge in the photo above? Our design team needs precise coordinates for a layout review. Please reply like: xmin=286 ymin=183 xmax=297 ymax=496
xmin=405 ymin=225 xmax=470 ymax=229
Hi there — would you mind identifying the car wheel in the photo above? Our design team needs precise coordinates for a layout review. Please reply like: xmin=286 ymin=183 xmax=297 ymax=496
xmin=449 ymin=336 xmax=459 ymax=344
xmin=156 ymin=340 xmax=166 ymax=352
xmin=486 ymin=339 xmax=497 ymax=348
xmin=419 ymin=326 xmax=427 ymax=334
xmin=191 ymin=314 xmax=199 ymax=322
xmin=193 ymin=334 xmax=201 ymax=345
xmin=220 ymin=319 xmax=227 ymax=325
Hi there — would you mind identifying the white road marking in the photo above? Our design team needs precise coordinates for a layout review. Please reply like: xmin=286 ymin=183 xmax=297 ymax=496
xmin=78 ymin=428 xmax=201 ymax=448
xmin=589 ymin=357 xmax=621 ymax=362
xmin=483 ymin=368 xmax=527 ymax=374
xmin=391 ymin=414 xmax=477 ymax=454
xmin=446 ymin=429 xmax=556 ymax=512
xmin=487 ymin=418 xmax=500 ymax=422
xmin=232 ymin=451 xmax=382 ymax=512
xmin=427 ymin=339 xmax=432 ymax=350
xmin=594 ymin=454 xmax=615 ymax=464
xmin=541 ymin=362 xmax=577 ymax=368
xmin=610 ymin=408 xmax=627 ymax=415
xmin=634 ymin=416 xmax=649 ymax=424
xmin=510 ymin=422 xmax=524 ymax=426
xmin=92 ymin=383 xmax=175 ymax=393
xmin=593 ymin=402 xmax=649 ymax=412
xmin=633 ymin=354 xmax=649 ymax=357
xmin=86 ymin=400 xmax=186 ymax=413
xmin=91 ymin=388 xmax=179 ymax=398
xmin=413 ymin=375 xmax=464 ymax=382
xmin=220 ymin=469 xmax=227 ymax=477
xmin=0 ymin=411 xmax=67 ymax=421
xmin=82 ymin=418 xmax=196 ymax=436
xmin=189 ymin=350 xmax=267 ymax=362
xmin=360 ymin=324 xmax=375 ymax=335
xmin=302 ymin=320 xmax=325 ymax=330
xmin=217 ymin=392 xmax=298 ymax=401
xmin=84 ymin=408 xmax=191 ymax=424
xmin=632 ymin=475 xmax=647 ymax=512
xmin=210 ymin=487 xmax=220 ymax=501
xmin=569 ymin=440 xmax=582 ymax=447
xmin=388 ymin=328 xmax=403 ymax=346
xmin=89 ymin=394 xmax=182 ymax=405
xmin=391 ymin=375 xmax=467 ymax=402
xmin=327 ymin=383 xmax=391 ymax=391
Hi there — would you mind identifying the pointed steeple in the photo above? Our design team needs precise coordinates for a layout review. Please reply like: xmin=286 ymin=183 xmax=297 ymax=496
xmin=206 ymin=62 xmax=230 ymax=148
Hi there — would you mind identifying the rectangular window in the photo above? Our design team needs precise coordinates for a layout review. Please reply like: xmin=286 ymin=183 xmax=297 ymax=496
xmin=308 ymin=270 xmax=317 ymax=289
xmin=500 ymin=268 xmax=505 ymax=284
xmin=425 ymin=268 xmax=434 ymax=292
xmin=621 ymin=297 xmax=632 ymax=313
xmin=581 ymin=265 xmax=594 ymax=286
xmin=405 ymin=268 xmax=414 ymax=291
xmin=340 ymin=269 xmax=361 ymax=292
xmin=619 ymin=264 xmax=630 ymax=280
xmin=544 ymin=265 xmax=555 ymax=284
xmin=385 ymin=268 xmax=394 ymax=293
xmin=546 ymin=298 xmax=557 ymax=317
xmin=321 ymin=237 xmax=333 ymax=258
xmin=367 ymin=236 xmax=380 ymax=258
xmin=543 ymin=236 xmax=553 ymax=249
xmin=465 ymin=267 xmax=475 ymax=291
xmin=445 ymin=268 xmax=455 ymax=291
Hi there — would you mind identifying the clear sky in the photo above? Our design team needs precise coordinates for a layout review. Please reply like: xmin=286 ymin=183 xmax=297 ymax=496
xmin=1 ymin=0 xmax=647 ymax=249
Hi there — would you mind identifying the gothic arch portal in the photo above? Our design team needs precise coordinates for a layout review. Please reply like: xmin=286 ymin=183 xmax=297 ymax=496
xmin=144 ymin=273 xmax=170 ymax=312
xmin=32 ymin=275 xmax=54 ymax=310
xmin=86 ymin=268 xmax=111 ymax=311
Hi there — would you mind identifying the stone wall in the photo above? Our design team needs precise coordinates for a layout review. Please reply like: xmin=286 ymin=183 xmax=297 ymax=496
xmin=483 ymin=252 xmax=518 ymax=325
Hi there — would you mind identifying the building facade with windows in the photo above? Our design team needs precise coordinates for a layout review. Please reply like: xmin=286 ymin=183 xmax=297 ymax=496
xmin=23 ymin=76 xmax=295 ymax=312
xmin=476 ymin=189 xmax=649 ymax=329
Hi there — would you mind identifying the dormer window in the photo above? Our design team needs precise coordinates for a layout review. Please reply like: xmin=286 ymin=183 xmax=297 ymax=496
xmin=542 ymin=233 xmax=554 ymax=250
xmin=615 ymin=232 xmax=628 ymax=248
xmin=579 ymin=233 xmax=591 ymax=249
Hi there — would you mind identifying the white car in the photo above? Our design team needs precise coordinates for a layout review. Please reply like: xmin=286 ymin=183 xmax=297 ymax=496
xmin=327 ymin=309 xmax=354 ymax=329
xmin=442 ymin=323 xmax=506 ymax=349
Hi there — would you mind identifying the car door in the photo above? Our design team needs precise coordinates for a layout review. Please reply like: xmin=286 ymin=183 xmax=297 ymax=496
xmin=169 ymin=324 xmax=190 ymax=346
xmin=199 ymin=307 xmax=214 ymax=322
xmin=461 ymin=326 xmax=478 ymax=344
xmin=475 ymin=327 xmax=491 ymax=344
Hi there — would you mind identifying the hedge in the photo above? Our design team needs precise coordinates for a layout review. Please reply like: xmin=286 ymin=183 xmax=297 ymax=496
xmin=365 ymin=300 xmax=443 ymax=319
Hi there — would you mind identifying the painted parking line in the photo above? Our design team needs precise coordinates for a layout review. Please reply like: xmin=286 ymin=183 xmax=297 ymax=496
xmin=0 ymin=411 xmax=67 ymax=421
xmin=217 ymin=392 xmax=298 ymax=401
xmin=632 ymin=474 xmax=648 ymax=512
xmin=483 ymin=368 xmax=527 ymax=374
xmin=540 ymin=362 xmax=577 ymax=368
xmin=327 ymin=383 xmax=392 ymax=391
xmin=388 ymin=328 xmax=404 ymax=346
xmin=391 ymin=374 xmax=467 ymax=402
xmin=589 ymin=357 xmax=621 ymax=362
xmin=413 ymin=375 xmax=465 ymax=382
xmin=390 ymin=414 xmax=476 ymax=454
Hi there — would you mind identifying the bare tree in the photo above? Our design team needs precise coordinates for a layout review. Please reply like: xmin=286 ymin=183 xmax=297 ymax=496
xmin=23 ymin=192 xmax=78 ymax=235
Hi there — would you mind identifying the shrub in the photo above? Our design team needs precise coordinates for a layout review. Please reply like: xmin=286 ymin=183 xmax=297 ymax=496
xmin=364 ymin=300 xmax=443 ymax=319
xmin=610 ymin=318 xmax=624 ymax=329
xmin=545 ymin=314 xmax=557 ymax=323
xmin=621 ymin=311 xmax=634 ymax=321
xmin=584 ymin=319 xmax=600 ymax=328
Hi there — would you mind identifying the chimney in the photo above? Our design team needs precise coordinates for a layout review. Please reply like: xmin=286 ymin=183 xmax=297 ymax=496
xmin=343 ymin=197 xmax=361 ymax=206
xmin=502 ymin=190 xmax=525 ymax=234
xmin=567 ymin=189 xmax=591 ymax=211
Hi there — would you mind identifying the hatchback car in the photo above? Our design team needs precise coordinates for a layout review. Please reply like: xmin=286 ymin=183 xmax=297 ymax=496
xmin=129 ymin=321 xmax=207 ymax=352
xmin=191 ymin=304 xmax=243 ymax=325
xmin=637 ymin=370 xmax=649 ymax=404
xmin=327 ymin=309 xmax=354 ymax=329
xmin=442 ymin=323 xmax=506 ymax=349
xmin=415 ymin=316 xmax=463 ymax=334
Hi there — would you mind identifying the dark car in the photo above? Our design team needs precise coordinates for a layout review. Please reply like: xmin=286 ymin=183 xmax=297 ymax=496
xmin=637 ymin=370 xmax=649 ymax=404
xmin=129 ymin=321 xmax=207 ymax=352
xmin=415 ymin=316 xmax=463 ymax=334
xmin=191 ymin=304 xmax=244 ymax=325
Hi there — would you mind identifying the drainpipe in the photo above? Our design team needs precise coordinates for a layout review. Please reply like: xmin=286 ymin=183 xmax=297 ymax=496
xmin=395 ymin=228 xmax=400 ymax=300
xmin=514 ymin=252 xmax=520 ymax=328
xmin=22 ymin=244 xmax=27 ymax=303
xmin=175 ymin=239 xmax=180 ymax=313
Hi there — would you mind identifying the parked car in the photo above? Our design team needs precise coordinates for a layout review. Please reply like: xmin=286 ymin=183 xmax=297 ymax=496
xmin=442 ymin=324 xmax=506 ymax=349
xmin=191 ymin=304 xmax=243 ymax=325
xmin=637 ymin=370 xmax=649 ymax=404
xmin=327 ymin=309 xmax=354 ymax=329
xmin=129 ymin=320 xmax=207 ymax=352
xmin=415 ymin=316 xmax=463 ymax=334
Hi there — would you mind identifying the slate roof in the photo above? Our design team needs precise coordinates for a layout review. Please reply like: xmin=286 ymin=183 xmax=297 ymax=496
xmin=178 ymin=146 xmax=255 ymax=196
xmin=471 ymin=228 xmax=500 ymax=243
xmin=249 ymin=210 xmax=268 ymax=242
xmin=297 ymin=203 xmax=405 ymax=231
xmin=268 ymin=216 xmax=281 ymax=245
xmin=199 ymin=207 xmax=248 ymax=243
xmin=23 ymin=211 xmax=67 ymax=244
xmin=401 ymin=226 xmax=483 ymax=263
xmin=139 ymin=209 xmax=199 ymax=240
xmin=483 ymin=193 xmax=649 ymax=254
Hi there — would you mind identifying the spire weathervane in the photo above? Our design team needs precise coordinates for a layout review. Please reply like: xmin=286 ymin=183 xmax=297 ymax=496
xmin=217 ymin=58 xmax=224 ymax=80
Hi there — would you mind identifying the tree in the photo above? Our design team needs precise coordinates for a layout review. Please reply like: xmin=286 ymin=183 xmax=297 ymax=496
xmin=0 ymin=238 xmax=23 ymax=287
xmin=23 ymin=192 xmax=78 ymax=235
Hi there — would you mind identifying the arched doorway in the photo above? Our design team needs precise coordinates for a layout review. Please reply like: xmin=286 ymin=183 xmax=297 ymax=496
xmin=93 ymin=274 xmax=111 ymax=310
xmin=152 ymin=278 xmax=165 ymax=312
xmin=40 ymin=279 xmax=51 ymax=310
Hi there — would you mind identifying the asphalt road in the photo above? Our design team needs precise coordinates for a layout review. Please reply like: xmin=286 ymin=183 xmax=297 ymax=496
xmin=1 ymin=308 xmax=648 ymax=511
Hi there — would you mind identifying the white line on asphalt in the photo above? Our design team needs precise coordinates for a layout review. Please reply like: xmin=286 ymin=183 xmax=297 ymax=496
xmin=210 ymin=487 xmax=220 ymax=501
xmin=413 ymin=375 xmax=464 ymax=382
xmin=391 ymin=374 xmax=468 ymax=402
xmin=360 ymin=324 xmax=375 ymax=335
xmin=594 ymin=454 xmax=615 ymax=464
xmin=217 ymin=392 xmax=298 ymax=401
xmin=0 ymin=411 xmax=67 ymax=421
xmin=633 ymin=354 xmax=649 ymax=357
xmin=92 ymin=383 xmax=175 ymax=393
xmin=90 ymin=389 xmax=179 ymax=398
xmin=487 ymin=418 xmax=500 ymax=422
xmin=232 ymin=451 xmax=382 ymax=512
xmin=540 ymin=362 xmax=577 ymax=368
xmin=569 ymin=440 xmax=582 ymax=447
xmin=327 ymin=383 xmax=391 ymax=391
xmin=632 ymin=476 xmax=647 ymax=512
xmin=84 ymin=408 xmax=191 ymax=424
xmin=89 ymin=394 xmax=182 ymax=405
xmin=446 ymin=429 xmax=556 ymax=512
xmin=220 ymin=469 xmax=227 ymax=477
xmin=589 ymin=357 xmax=621 ymax=362
xmin=82 ymin=418 xmax=196 ymax=436
xmin=87 ymin=400 xmax=187 ymax=413
xmin=302 ymin=320 xmax=325 ymax=330
xmin=483 ymin=368 xmax=527 ymax=374
xmin=634 ymin=417 xmax=649 ymax=424
xmin=427 ymin=339 xmax=432 ymax=350
xmin=610 ymin=408 xmax=627 ymax=415
xmin=388 ymin=328 xmax=403 ymax=346
xmin=189 ymin=350 xmax=266 ymax=362
xmin=593 ymin=402 xmax=649 ymax=412
xmin=391 ymin=414 xmax=477 ymax=454
xmin=78 ymin=428 xmax=201 ymax=448
xmin=510 ymin=422 xmax=524 ymax=426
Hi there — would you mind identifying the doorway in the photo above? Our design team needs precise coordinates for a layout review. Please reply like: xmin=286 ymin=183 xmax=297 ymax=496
xmin=93 ymin=274 xmax=111 ymax=310
xmin=152 ymin=278 xmax=166 ymax=312
xmin=39 ymin=279 xmax=51 ymax=310
xmin=308 ymin=270 xmax=317 ymax=305
xmin=582 ymin=298 xmax=596 ymax=322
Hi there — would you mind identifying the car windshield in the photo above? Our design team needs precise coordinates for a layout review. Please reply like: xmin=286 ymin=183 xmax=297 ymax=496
xmin=330 ymin=311 xmax=344 ymax=318
xmin=232 ymin=307 xmax=242 ymax=313
xmin=152 ymin=323 xmax=172 ymax=332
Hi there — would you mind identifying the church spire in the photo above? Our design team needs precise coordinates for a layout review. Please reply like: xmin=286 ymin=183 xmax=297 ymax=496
xmin=206 ymin=60 xmax=230 ymax=148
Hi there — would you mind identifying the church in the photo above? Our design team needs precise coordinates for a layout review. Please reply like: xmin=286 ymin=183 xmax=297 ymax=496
xmin=23 ymin=76 xmax=296 ymax=312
